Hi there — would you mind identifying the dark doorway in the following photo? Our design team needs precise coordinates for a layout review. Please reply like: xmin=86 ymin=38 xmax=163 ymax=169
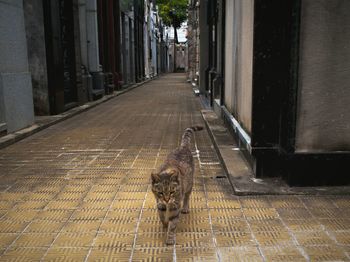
xmin=43 ymin=0 xmax=77 ymax=114
xmin=59 ymin=0 xmax=77 ymax=107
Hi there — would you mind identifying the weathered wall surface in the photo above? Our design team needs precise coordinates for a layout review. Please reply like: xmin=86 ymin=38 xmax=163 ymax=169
xmin=24 ymin=0 xmax=50 ymax=115
xmin=224 ymin=0 xmax=234 ymax=113
xmin=198 ymin=0 xmax=208 ymax=94
xmin=224 ymin=0 xmax=254 ymax=134
xmin=295 ymin=0 xmax=350 ymax=152
xmin=0 ymin=0 xmax=34 ymax=132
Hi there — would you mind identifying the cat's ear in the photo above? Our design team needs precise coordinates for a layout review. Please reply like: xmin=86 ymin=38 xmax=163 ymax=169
xmin=167 ymin=169 xmax=177 ymax=176
xmin=151 ymin=172 xmax=160 ymax=183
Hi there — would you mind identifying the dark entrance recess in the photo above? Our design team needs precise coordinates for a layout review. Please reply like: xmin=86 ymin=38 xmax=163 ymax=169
xmin=134 ymin=1 xmax=145 ymax=82
xmin=205 ymin=0 xmax=217 ymax=105
xmin=59 ymin=0 xmax=77 ymax=107
xmin=97 ymin=0 xmax=121 ymax=93
xmin=248 ymin=0 xmax=305 ymax=183
xmin=206 ymin=0 xmax=225 ymax=108
xmin=43 ymin=0 xmax=77 ymax=114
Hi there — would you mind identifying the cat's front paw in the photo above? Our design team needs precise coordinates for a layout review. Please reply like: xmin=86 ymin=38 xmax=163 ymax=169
xmin=166 ymin=237 xmax=175 ymax=245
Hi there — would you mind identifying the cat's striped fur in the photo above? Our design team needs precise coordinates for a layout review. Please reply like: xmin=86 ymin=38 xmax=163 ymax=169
xmin=151 ymin=126 xmax=203 ymax=245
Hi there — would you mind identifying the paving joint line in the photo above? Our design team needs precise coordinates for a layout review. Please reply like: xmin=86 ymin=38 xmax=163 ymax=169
xmin=128 ymin=183 xmax=150 ymax=262
xmin=192 ymin=110 xmax=220 ymax=261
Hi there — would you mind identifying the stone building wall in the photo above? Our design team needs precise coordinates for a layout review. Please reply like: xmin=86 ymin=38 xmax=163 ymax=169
xmin=0 ymin=0 xmax=34 ymax=133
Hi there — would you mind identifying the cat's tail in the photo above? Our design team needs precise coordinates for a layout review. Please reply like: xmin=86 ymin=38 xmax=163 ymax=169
xmin=180 ymin=126 xmax=204 ymax=147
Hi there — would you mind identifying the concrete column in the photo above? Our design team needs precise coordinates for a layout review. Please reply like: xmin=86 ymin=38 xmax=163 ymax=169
xmin=124 ymin=15 xmax=131 ymax=83
xmin=224 ymin=0 xmax=235 ymax=112
xmin=86 ymin=0 xmax=100 ymax=72
xmin=79 ymin=0 xmax=104 ymax=99
xmin=78 ymin=0 xmax=93 ymax=101
xmin=151 ymin=10 xmax=157 ymax=76
xmin=144 ymin=1 xmax=150 ymax=78
xmin=86 ymin=0 xmax=104 ymax=93
xmin=199 ymin=0 xmax=209 ymax=94
xmin=129 ymin=11 xmax=135 ymax=83
xmin=149 ymin=3 xmax=156 ymax=76
xmin=78 ymin=0 xmax=88 ymax=67
xmin=78 ymin=0 xmax=101 ymax=71
xmin=0 ymin=0 xmax=34 ymax=133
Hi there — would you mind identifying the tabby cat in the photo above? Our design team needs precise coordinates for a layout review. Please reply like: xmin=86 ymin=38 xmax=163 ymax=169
xmin=151 ymin=126 xmax=203 ymax=245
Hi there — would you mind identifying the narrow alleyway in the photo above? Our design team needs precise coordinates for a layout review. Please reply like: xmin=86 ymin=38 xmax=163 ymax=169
xmin=0 ymin=74 xmax=349 ymax=261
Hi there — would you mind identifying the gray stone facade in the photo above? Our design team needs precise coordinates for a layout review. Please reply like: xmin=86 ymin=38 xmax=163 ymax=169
xmin=23 ymin=0 xmax=50 ymax=115
xmin=295 ymin=0 xmax=350 ymax=152
xmin=1 ymin=0 xmax=169 ymax=136
xmin=0 ymin=0 xmax=34 ymax=133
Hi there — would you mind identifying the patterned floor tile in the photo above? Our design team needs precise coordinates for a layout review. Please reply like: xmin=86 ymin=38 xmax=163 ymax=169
xmin=218 ymin=246 xmax=263 ymax=262
xmin=43 ymin=247 xmax=90 ymax=261
xmin=12 ymin=233 xmax=56 ymax=247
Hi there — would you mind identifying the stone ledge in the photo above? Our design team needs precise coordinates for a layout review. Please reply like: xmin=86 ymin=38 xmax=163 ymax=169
xmin=201 ymin=109 xmax=350 ymax=195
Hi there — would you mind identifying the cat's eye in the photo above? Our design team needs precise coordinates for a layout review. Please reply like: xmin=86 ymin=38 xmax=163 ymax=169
xmin=158 ymin=192 xmax=163 ymax=196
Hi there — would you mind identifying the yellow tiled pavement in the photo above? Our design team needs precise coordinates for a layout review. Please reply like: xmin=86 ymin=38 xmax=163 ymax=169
xmin=0 ymin=74 xmax=349 ymax=261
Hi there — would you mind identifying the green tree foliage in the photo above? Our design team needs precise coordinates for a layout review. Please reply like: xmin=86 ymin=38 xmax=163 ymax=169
xmin=157 ymin=0 xmax=188 ymax=29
